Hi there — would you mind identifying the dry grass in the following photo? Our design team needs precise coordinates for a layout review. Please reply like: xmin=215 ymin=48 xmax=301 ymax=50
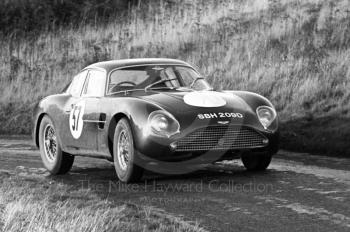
xmin=0 ymin=0 xmax=132 ymax=34
xmin=0 ymin=0 xmax=349 ymax=134
xmin=0 ymin=172 xmax=205 ymax=232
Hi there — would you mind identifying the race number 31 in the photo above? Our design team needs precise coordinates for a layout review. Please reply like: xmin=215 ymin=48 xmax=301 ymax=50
xmin=69 ymin=101 xmax=85 ymax=139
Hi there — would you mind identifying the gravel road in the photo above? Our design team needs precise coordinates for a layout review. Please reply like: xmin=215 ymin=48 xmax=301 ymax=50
xmin=0 ymin=137 xmax=349 ymax=232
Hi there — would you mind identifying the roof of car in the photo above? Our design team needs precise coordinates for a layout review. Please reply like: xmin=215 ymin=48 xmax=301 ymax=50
xmin=84 ymin=58 xmax=191 ymax=73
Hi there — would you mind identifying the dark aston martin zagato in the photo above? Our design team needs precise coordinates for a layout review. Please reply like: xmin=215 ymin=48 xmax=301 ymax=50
xmin=33 ymin=58 xmax=279 ymax=182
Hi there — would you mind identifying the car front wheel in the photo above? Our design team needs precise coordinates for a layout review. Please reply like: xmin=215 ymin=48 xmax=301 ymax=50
xmin=241 ymin=153 xmax=272 ymax=171
xmin=113 ymin=118 xmax=144 ymax=183
xmin=39 ymin=115 xmax=74 ymax=174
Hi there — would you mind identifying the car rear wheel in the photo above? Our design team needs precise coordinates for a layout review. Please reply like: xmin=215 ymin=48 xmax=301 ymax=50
xmin=39 ymin=115 xmax=74 ymax=174
xmin=113 ymin=118 xmax=144 ymax=183
xmin=241 ymin=153 xmax=272 ymax=171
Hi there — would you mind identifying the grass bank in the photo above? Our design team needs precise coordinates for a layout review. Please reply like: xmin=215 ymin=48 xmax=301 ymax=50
xmin=0 ymin=0 xmax=135 ymax=35
xmin=0 ymin=171 xmax=204 ymax=232
xmin=0 ymin=0 xmax=349 ymax=156
xmin=281 ymin=116 xmax=350 ymax=157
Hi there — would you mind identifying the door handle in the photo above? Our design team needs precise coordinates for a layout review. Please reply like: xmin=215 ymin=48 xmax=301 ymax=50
xmin=65 ymin=104 xmax=75 ymax=113
xmin=98 ymin=113 xmax=107 ymax=129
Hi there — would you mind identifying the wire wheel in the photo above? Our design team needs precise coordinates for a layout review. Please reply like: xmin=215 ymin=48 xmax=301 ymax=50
xmin=113 ymin=118 xmax=144 ymax=183
xmin=117 ymin=129 xmax=130 ymax=171
xmin=43 ymin=124 xmax=57 ymax=163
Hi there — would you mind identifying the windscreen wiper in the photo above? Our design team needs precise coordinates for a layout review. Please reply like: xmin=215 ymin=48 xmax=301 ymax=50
xmin=189 ymin=76 xmax=205 ymax=89
xmin=145 ymin=78 xmax=178 ymax=91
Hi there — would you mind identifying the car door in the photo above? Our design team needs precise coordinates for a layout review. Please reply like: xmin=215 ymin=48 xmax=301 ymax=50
xmin=59 ymin=70 xmax=88 ymax=149
xmin=61 ymin=69 xmax=106 ymax=152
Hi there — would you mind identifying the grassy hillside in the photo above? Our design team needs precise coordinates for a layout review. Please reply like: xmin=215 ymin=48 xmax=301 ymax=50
xmin=0 ymin=0 xmax=349 ymax=155
xmin=0 ymin=0 xmax=135 ymax=35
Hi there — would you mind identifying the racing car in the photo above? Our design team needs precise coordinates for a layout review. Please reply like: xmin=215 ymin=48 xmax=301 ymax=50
xmin=33 ymin=58 xmax=279 ymax=182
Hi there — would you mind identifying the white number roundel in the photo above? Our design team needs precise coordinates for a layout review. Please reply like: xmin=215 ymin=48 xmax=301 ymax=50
xmin=69 ymin=101 xmax=85 ymax=139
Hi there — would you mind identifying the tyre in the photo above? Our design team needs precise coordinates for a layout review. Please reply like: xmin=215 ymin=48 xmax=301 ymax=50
xmin=241 ymin=153 xmax=272 ymax=171
xmin=113 ymin=118 xmax=144 ymax=183
xmin=39 ymin=115 xmax=74 ymax=174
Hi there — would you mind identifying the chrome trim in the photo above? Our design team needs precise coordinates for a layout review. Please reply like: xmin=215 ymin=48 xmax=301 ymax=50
xmin=82 ymin=66 xmax=106 ymax=72
xmin=83 ymin=120 xmax=106 ymax=123
xmin=217 ymin=121 xmax=230 ymax=125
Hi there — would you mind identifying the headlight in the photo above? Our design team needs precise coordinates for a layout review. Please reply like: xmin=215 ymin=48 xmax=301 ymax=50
xmin=256 ymin=106 xmax=277 ymax=129
xmin=146 ymin=110 xmax=180 ymax=137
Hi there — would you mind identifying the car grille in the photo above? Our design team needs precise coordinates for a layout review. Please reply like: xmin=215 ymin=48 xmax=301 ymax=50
xmin=173 ymin=125 xmax=268 ymax=152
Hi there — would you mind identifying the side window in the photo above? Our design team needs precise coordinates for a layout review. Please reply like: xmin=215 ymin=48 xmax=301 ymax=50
xmin=175 ymin=67 xmax=198 ymax=86
xmin=68 ymin=70 xmax=88 ymax=97
xmin=175 ymin=67 xmax=207 ymax=90
xmin=83 ymin=70 xmax=106 ymax=97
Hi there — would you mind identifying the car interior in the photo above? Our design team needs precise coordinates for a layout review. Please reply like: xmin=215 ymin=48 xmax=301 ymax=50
xmin=108 ymin=67 xmax=175 ymax=93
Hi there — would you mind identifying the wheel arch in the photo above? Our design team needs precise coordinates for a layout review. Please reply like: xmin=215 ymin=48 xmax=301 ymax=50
xmin=34 ymin=113 xmax=48 ymax=148
xmin=35 ymin=113 xmax=64 ymax=149
xmin=107 ymin=112 xmax=130 ymax=159
xmin=105 ymin=99 xmax=164 ymax=159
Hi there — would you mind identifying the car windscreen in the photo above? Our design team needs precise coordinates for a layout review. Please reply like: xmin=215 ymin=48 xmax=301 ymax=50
xmin=107 ymin=65 xmax=211 ymax=94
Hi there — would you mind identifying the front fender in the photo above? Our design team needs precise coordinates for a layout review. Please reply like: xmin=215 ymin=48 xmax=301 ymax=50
xmin=103 ymin=97 xmax=165 ymax=155
xmin=226 ymin=90 xmax=279 ymax=132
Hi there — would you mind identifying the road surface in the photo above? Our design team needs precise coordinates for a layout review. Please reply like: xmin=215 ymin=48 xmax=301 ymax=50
xmin=0 ymin=137 xmax=349 ymax=232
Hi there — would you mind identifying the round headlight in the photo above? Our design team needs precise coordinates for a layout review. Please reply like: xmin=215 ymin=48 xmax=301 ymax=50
xmin=150 ymin=114 xmax=169 ymax=132
xmin=146 ymin=110 xmax=180 ymax=137
xmin=256 ymin=106 xmax=277 ymax=129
